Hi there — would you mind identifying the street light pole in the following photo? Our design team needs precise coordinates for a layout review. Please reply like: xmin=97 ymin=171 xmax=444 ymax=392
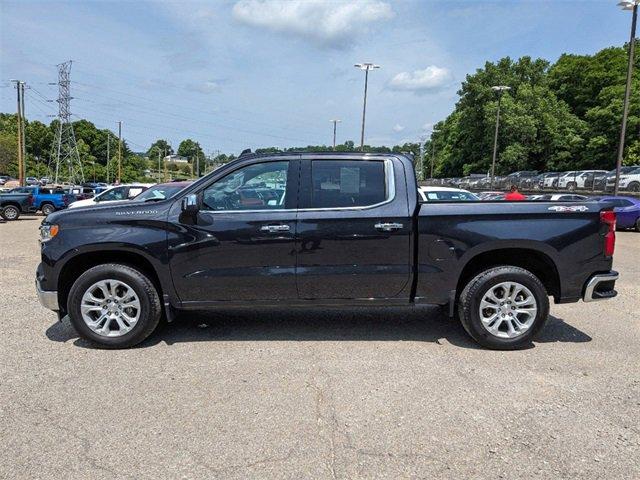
xmin=490 ymin=85 xmax=511 ymax=189
xmin=615 ymin=0 xmax=639 ymax=195
xmin=354 ymin=63 xmax=380 ymax=151
xmin=330 ymin=119 xmax=341 ymax=150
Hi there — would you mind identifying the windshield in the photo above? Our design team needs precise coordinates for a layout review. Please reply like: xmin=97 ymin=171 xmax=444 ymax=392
xmin=421 ymin=190 xmax=479 ymax=201
xmin=134 ymin=184 xmax=188 ymax=202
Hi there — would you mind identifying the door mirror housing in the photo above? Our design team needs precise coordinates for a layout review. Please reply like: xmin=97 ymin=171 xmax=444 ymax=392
xmin=181 ymin=194 xmax=199 ymax=214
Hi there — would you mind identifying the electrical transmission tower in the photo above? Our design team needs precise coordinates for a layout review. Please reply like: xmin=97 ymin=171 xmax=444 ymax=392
xmin=51 ymin=60 xmax=84 ymax=185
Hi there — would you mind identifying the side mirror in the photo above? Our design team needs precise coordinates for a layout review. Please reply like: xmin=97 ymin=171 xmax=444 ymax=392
xmin=181 ymin=194 xmax=199 ymax=214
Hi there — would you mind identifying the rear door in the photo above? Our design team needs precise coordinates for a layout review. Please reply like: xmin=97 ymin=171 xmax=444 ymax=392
xmin=295 ymin=156 xmax=411 ymax=300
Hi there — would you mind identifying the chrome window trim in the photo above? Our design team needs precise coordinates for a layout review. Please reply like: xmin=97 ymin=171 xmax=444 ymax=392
xmin=199 ymin=158 xmax=395 ymax=214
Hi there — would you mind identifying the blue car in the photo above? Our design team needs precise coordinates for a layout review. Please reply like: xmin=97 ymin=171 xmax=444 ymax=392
xmin=594 ymin=196 xmax=640 ymax=232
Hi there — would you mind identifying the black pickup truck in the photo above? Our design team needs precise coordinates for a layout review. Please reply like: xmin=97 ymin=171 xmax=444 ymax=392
xmin=36 ymin=152 xmax=619 ymax=349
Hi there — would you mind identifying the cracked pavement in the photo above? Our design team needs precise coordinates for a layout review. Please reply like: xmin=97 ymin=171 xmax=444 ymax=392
xmin=1 ymin=218 xmax=639 ymax=479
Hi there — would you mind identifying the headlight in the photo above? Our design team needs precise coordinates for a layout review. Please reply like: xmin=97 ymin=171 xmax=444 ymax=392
xmin=40 ymin=224 xmax=59 ymax=243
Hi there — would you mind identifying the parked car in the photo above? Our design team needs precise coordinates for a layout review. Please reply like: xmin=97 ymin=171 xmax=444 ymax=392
xmin=584 ymin=171 xmax=608 ymax=190
xmin=131 ymin=181 xmax=192 ymax=202
xmin=557 ymin=170 xmax=608 ymax=191
xmin=500 ymin=171 xmax=539 ymax=189
xmin=67 ymin=184 xmax=149 ymax=209
xmin=40 ymin=177 xmax=51 ymax=185
xmin=593 ymin=196 xmax=640 ymax=231
xmin=10 ymin=186 xmax=74 ymax=215
xmin=615 ymin=166 xmax=640 ymax=192
xmin=0 ymin=190 xmax=33 ymax=220
xmin=531 ymin=194 xmax=588 ymax=202
xmin=604 ymin=166 xmax=640 ymax=191
xmin=542 ymin=173 xmax=560 ymax=189
xmin=25 ymin=177 xmax=40 ymax=186
xmin=476 ymin=191 xmax=504 ymax=200
xmin=37 ymin=152 xmax=618 ymax=350
xmin=419 ymin=186 xmax=479 ymax=202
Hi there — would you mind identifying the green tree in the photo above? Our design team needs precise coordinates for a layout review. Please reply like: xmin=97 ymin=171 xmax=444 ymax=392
xmin=177 ymin=139 xmax=204 ymax=163
xmin=147 ymin=139 xmax=173 ymax=160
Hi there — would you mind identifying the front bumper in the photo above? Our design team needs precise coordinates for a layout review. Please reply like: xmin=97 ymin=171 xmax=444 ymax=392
xmin=583 ymin=271 xmax=619 ymax=302
xmin=36 ymin=279 xmax=59 ymax=311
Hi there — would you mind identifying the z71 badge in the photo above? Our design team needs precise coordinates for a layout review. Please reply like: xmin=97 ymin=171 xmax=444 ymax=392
xmin=548 ymin=205 xmax=589 ymax=212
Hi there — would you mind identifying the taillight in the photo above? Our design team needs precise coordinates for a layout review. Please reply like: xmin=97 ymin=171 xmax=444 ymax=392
xmin=600 ymin=210 xmax=616 ymax=257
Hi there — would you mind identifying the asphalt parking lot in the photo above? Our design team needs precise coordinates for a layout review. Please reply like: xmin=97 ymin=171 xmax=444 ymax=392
xmin=0 ymin=218 xmax=638 ymax=479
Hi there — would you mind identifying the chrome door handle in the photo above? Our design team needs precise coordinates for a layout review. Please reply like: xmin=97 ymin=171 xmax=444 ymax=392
xmin=374 ymin=222 xmax=403 ymax=232
xmin=260 ymin=224 xmax=290 ymax=233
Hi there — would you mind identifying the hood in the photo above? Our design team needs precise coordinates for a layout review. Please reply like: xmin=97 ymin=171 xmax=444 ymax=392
xmin=46 ymin=199 xmax=171 ymax=226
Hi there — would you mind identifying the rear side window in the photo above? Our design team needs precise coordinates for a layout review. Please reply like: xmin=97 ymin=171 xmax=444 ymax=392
xmin=310 ymin=160 xmax=386 ymax=208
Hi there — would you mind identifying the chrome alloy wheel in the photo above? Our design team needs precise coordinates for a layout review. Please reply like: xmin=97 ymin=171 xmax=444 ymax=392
xmin=478 ymin=281 xmax=538 ymax=339
xmin=80 ymin=279 xmax=141 ymax=337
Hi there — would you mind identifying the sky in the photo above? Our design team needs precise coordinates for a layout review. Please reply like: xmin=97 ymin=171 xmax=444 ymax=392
xmin=0 ymin=0 xmax=635 ymax=155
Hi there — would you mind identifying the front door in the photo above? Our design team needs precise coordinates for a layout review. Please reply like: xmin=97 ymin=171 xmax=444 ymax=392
xmin=295 ymin=157 xmax=412 ymax=300
xmin=168 ymin=158 xmax=299 ymax=304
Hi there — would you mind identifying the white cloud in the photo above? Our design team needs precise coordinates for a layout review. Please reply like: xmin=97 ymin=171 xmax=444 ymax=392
xmin=392 ymin=123 xmax=405 ymax=133
xmin=192 ymin=80 xmax=223 ymax=94
xmin=422 ymin=122 xmax=434 ymax=132
xmin=388 ymin=66 xmax=452 ymax=94
xmin=232 ymin=0 xmax=394 ymax=48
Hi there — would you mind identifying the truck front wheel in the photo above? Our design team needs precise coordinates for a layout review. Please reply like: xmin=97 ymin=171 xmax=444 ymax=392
xmin=458 ymin=266 xmax=550 ymax=350
xmin=67 ymin=264 xmax=162 ymax=348
xmin=2 ymin=205 xmax=20 ymax=220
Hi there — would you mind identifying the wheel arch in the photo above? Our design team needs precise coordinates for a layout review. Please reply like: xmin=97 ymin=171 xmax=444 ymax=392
xmin=456 ymin=248 xmax=561 ymax=302
xmin=58 ymin=250 xmax=164 ymax=315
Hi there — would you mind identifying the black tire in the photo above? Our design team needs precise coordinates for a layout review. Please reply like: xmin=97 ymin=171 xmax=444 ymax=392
xmin=67 ymin=263 xmax=162 ymax=348
xmin=2 ymin=205 xmax=20 ymax=221
xmin=41 ymin=203 xmax=55 ymax=216
xmin=628 ymin=182 xmax=640 ymax=193
xmin=636 ymin=218 xmax=640 ymax=233
xmin=566 ymin=182 xmax=576 ymax=192
xmin=458 ymin=266 xmax=550 ymax=350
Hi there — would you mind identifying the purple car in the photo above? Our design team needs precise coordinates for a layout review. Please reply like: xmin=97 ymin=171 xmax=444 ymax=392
xmin=594 ymin=196 xmax=640 ymax=231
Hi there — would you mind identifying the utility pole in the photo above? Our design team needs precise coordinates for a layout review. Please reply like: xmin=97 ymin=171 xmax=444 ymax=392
xmin=196 ymin=152 xmax=200 ymax=178
xmin=117 ymin=121 xmax=122 ymax=184
xmin=615 ymin=0 xmax=639 ymax=195
xmin=354 ymin=63 xmax=380 ymax=151
xmin=106 ymin=132 xmax=110 ymax=184
xmin=157 ymin=150 xmax=161 ymax=181
xmin=490 ymin=85 xmax=511 ymax=189
xmin=330 ymin=119 xmax=341 ymax=150
xmin=12 ymin=80 xmax=25 ymax=186
xmin=20 ymin=82 xmax=26 ymax=184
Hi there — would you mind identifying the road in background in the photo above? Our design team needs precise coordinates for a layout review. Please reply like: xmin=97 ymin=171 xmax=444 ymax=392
xmin=0 ymin=219 xmax=638 ymax=479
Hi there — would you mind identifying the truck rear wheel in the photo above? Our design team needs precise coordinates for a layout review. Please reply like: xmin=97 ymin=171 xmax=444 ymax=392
xmin=41 ymin=203 xmax=55 ymax=216
xmin=67 ymin=264 xmax=162 ymax=348
xmin=458 ymin=266 xmax=549 ymax=350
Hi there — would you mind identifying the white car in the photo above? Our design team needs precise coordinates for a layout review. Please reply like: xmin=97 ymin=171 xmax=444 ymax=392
xmin=68 ymin=184 xmax=150 ymax=209
xmin=419 ymin=186 xmax=479 ymax=202
xmin=617 ymin=167 xmax=640 ymax=192
xmin=557 ymin=170 xmax=608 ymax=190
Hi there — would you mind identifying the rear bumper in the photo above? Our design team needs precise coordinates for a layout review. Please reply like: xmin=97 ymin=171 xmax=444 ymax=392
xmin=583 ymin=271 xmax=619 ymax=302
xmin=36 ymin=279 xmax=59 ymax=311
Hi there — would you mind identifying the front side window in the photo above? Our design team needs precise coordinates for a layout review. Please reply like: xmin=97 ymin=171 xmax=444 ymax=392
xmin=202 ymin=161 xmax=288 ymax=211
xmin=310 ymin=160 xmax=386 ymax=208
